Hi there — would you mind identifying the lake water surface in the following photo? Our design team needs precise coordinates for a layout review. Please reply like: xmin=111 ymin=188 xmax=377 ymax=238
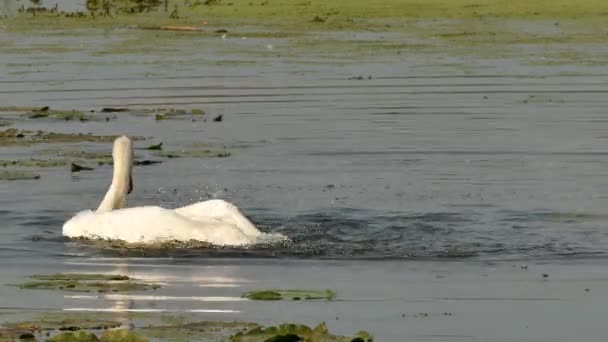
xmin=1 ymin=19 xmax=608 ymax=340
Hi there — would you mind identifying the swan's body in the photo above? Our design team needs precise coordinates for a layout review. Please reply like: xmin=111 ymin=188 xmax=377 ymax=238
xmin=63 ymin=136 xmax=282 ymax=246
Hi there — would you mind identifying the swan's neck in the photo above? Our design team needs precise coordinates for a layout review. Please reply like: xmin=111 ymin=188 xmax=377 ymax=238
xmin=96 ymin=136 xmax=133 ymax=213
xmin=97 ymin=184 xmax=126 ymax=213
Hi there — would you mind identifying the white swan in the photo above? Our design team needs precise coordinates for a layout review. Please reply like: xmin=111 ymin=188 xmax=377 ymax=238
xmin=63 ymin=136 xmax=282 ymax=246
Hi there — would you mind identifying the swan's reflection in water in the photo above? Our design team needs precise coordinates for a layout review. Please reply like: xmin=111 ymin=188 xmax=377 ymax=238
xmin=63 ymin=260 xmax=247 ymax=319
xmin=112 ymin=262 xmax=134 ymax=328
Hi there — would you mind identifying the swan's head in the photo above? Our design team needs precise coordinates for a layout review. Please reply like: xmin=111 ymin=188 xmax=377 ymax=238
xmin=96 ymin=135 xmax=133 ymax=213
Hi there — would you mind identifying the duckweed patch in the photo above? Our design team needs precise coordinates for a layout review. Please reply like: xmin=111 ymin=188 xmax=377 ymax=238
xmin=12 ymin=273 xmax=161 ymax=293
xmin=243 ymin=289 xmax=336 ymax=301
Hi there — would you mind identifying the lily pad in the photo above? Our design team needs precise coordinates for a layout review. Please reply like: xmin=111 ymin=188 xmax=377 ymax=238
xmin=230 ymin=322 xmax=372 ymax=342
xmin=243 ymin=289 xmax=336 ymax=301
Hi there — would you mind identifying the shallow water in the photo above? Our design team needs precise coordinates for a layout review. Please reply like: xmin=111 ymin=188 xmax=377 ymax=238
xmin=2 ymin=20 xmax=608 ymax=340
xmin=2 ymin=25 xmax=608 ymax=261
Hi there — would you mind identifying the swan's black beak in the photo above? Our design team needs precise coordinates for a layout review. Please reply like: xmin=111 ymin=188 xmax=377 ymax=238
xmin=127 ymin=175 xmax=133 ymax=194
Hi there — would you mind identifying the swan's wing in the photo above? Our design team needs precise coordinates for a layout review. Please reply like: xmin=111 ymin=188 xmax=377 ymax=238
xmin=174 ymin=199 xmax=261 ymax=237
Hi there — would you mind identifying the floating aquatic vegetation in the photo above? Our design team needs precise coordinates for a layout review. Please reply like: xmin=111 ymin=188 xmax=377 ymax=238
xmin=0 ymin=159 xmax=68 ymax=168
xmin=99 ymin=330 xmax=149 ymax=342
xmin=71 ymin=163 xmax=95 ymax=172
xmin=243 ymin=289 xmax=336 ymax=301
xmin=12 ymin=273 xmax=161 ymax=293
xmin=47 ymin=331 xmax=100 ymax=342
xmin=0 ymin=327 xmax=35 ymax=341
xmin=31 ymin=273 xmax=130 ymax=281
xmin=0 ymin=129 xmax=145 ymax=146
xmin=0 ymin=170 xmax=40 ymax=180
xmin=3 ymin=313 xmax=122 ymax=332
xmin=155 ymin=149 xmax=231 ymax=158
xmin=1 ymin=312 xmax=373 ymax=342
xmin=0 ymin=106 xmax=47 ymax=112
xmin=152 ymin=108 xmax=206 ymax=121
xmin=23 ymin=109 xmax=92 ymax=121
xmin=230 ymin=322 xmax=372 ymax=342
xmin=100 ymin=107 xmax=129 ymax=113
xmin=139 ymin=321 xmax=259 ymax=342
xmin=145 ymin=142 xmax=163 ymax=150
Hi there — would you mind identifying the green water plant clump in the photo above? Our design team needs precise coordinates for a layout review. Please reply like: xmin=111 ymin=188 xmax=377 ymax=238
xmin=155 ymin=149 xmax=231 ymax=158
xmin=23 ymin=109 xmax=92 ymax=121
xmin=39 ymin=329 xmax=150 ymax=342
xmin=12 ymin=273 xmax=161 ymax=293
xmin=0 ymin=170 xmax=40 ymax=180
xmin=243 ymin=289 xmax=336 ymax=301
xmin=139 ymin=320 xmax=260 ymax=342
xmin=47 ymin=331 xmax=100 ymax=342
xmin=0 ymin=128 xmax=145 ymax=146
xmin=230 ymin=322 xmax=373 ymax=342
xmin=3 ymin=312 xmax=123 ymax=334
